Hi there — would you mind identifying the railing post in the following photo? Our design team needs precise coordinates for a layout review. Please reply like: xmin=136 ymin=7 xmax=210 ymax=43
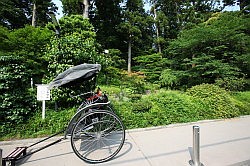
xmin=0 ymin=148 xmax=2 ymax=166
xmin=189 ymin=126 xmax=204 ymax=166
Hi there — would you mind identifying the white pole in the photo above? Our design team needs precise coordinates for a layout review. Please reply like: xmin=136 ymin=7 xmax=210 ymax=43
xmin=42 ymin=100 xmax=45 ymax=119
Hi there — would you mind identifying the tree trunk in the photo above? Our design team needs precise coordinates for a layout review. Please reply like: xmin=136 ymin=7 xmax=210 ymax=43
xmin=32 ymin=3 xmax=36 ymax=27
xmin=192 ymin=54 xmax=196 ymax=68
xmin=128 ymin=37 xmax=132 ymax=73
xmin=153 ymin=7 xmax=161 ymax=54
xmin=83 ymin=0 xmax=89 ymax=18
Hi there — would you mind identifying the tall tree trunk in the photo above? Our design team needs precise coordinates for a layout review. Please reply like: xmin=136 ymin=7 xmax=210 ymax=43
xmin=32 ymin=3 xmax=36 ymax=27
xmin=128 ymin=36 xmax=132 ymax=73
xmin=83 ymin=0 xmax=89 ymax=18
xmin=153 ymin=7 xmax=161 ymax=54
xmin=192 ymin=54 xmax=196 ymax=68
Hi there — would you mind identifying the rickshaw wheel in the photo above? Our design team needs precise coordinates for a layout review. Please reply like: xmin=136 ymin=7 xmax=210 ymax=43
xmin=70 ymin=109 xmax=125 ymax=163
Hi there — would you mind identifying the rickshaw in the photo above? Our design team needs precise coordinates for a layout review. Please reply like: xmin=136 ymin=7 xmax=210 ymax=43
xmin=2 ymin=64 xmax=125 ymax=165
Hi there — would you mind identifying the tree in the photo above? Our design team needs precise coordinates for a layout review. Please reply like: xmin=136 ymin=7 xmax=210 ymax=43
xmin=61 ymin=0 xmax=91 ymax=18
xmin=167 ymin=12 xmax=250 ymax=90
xmin=151 ymin=0 xmax=222 ymax=38
xmin=0 ymin=0 xmax=31 ymax=29
xmin=118 ymin=0 xmax=154 ymax=72
xmin=134 ymin=53 xmax=169 ymax=82
xmin=0 ymin=55 xmax=36 ymax=125
xmin=31 ymin=0 xmax=58 ymax=27
xmin=0 ymin=0 xmax=56 ymax=29
xmin=1 ymin=25 xmax=52 ymax=82
xmin=90 ymin=0 xmax=123 ymax=49
xmin=0 ymin=25 xmax=52 ymax=126
xmin=43 ymin=15 xmax=109 ymax=107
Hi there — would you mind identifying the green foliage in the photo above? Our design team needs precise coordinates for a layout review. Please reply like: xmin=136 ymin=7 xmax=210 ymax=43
xmin=167 ymin=12 xmax=250 ymax=90
xmin=1 ymin=25 xmax=52 ymax=82
xmin=120 ymin=71 xmax=146 ymax=94
xmin=0 ymin=0 xmax=30 ymax=29
xmin=43 ymin=16 xmax=110 ymax=108
xmin=215 ymin=77 xmax=248 ymax=91
xmin=61 ymin=0 xmax=83 ymax=15
xmin=91 ymin=0 xmax=123 ymax=49
xmin=117 ymin=0 xmax=154 ymax=69
xmin=32 ymin=0 xmax=58 ymax=27
xmin=1 ymin=87 xmax=250 ymax=140
xmin=98 ymin=49 xmax=126 ymax=85
xmin=232 ymin=91 xmax=250 ymax=115
xmin=186 ymin=84 xmax=240 ymax=118
xmin=0 ymin=0 xmax=57 ymax=29
xmin=131 ymin=99 xmax=152 ymax=113
xmin=0 ymin=108 xmax=76 ymax=139
xmin=113 ymin=85 xmax=242 ymax=129
xmin=159 ymin=69 xmax=179 ymax=88
xmin=0 ymin=56 xmax=36 ymax=125
xmin=44 ymin=16 xmax=103 ymax=80
xmin=113 ymin=90 xmax=198 ymax=129
xmin=59 ymin=15 xmax=95 ymax=36
xmin=134 ymin=53 xmax=167 ymax=82
xmin=0 ymin=26 xmax=52 ymax=127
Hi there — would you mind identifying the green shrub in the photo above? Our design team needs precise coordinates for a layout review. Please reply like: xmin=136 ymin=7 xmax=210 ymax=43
xmin=100 ymin=85 xmax=122 ymax=96
xmin=112 ymin=90 xmax=199 ymax=129
xmin=131 ymin=99 xmax=152 ymax=113
xmin=128 ymin=94 xmax=142 ymax=101
xmin=186 ymin=84 xmax=240 ymax=118
xmin=215 ymin=77 xmax=247 ymax=91
xmin=159 ymin=69 xmax=178 ymax=88
xmin=0 ymin=108 xmax=76 ymax=140
xmin=232 ymin=91 xmax=250 ymax=115
xmin=147 ymin=90 xmax=199 ymax=124
xmin=2 ymin=87 xmax=249 ymax=140
xmin=0 ymin=56 xmax=37 ymax=126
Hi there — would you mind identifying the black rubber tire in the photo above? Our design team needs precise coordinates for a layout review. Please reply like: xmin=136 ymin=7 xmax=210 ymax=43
xmin=71 ymin=110 xmax=125 ymax=164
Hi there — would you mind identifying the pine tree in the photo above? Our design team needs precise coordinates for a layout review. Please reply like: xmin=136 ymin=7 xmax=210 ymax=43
xmin=90 ymin=0 xmax=123 ymax=49
xmin=118 ymin=0 xmax=153 ymax=72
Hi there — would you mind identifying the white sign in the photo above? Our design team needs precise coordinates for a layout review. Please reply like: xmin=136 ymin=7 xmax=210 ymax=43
xmin=36 ymin=84 xmax=50 ymax=101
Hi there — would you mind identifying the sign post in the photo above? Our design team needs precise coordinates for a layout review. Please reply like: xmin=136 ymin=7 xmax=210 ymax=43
xmin=36 ymin=84 xmax=50 ymax=119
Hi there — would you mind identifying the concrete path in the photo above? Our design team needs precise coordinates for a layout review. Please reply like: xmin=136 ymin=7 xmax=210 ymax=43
xmin=1 ymin=116 xmax=250 ymax=166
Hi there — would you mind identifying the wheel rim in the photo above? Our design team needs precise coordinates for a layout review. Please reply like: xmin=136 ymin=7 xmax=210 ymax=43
xmin=71 ymin=110 xmax=125 ymax=163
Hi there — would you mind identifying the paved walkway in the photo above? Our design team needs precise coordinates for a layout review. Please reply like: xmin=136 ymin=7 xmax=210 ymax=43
xmin=1 ymin=116 xmax=250 ymax=166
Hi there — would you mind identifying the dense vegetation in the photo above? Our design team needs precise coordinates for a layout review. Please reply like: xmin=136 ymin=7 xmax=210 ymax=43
xmin=1 ymin=84 xmax=250 ymax=140
xmin=0 ymin=0 xmax=249 ymax=139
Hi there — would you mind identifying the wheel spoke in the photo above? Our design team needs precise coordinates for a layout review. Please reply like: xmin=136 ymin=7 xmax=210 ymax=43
xmin=71 ymin=110 xmax=125 ymax=163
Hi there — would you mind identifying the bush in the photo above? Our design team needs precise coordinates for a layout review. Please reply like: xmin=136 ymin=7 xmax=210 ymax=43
xmin=134 ymin=53 xmax=165 ymax=83
xmin=43 ymin=16 xmax=109 ymax=108
xmin=0 ymin=26 xmax=52 ymax=127
xmin=0 ymin=56 xmax=37 ymax=126
xmin=215 ymin=77 xmax=247 ymax=91
xmin=232 ymin=91 xmax=250 ymax=115
xmin=147 ymin=90 xmax=199 ymax=124
xmin=112 ymin=90 xmax=199 ymax=129
xmin=131 ymin=99 xmax=152 ymax=113
xmin=186 ymin=84 xmax=240 ymax=118
xmin=0 ymin=108 xmax=76 ymax=140
xmin=159 ymin=69 xmax=179 ymax=88
xmin=1 ymin=88 xmax=250 ymax=140
xmin=120 ymin=71 xmax=146 ymax=94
